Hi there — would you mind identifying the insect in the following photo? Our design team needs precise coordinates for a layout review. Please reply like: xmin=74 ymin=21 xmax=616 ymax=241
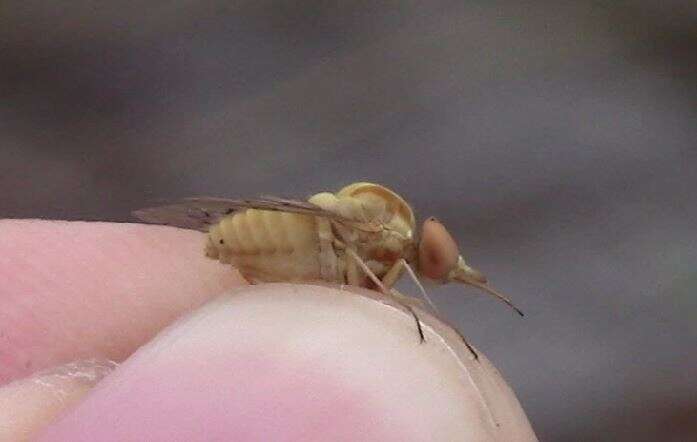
xmin=134 ymin=182 xmax=522 ymax=352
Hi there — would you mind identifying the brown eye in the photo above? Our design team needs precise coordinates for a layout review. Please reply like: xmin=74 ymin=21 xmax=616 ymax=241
xmin=419 ymin=217 xmax=460 ymax=280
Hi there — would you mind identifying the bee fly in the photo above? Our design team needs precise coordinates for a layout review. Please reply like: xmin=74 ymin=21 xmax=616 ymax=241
xmin=134 ymin=182 xmax=522 ymax=357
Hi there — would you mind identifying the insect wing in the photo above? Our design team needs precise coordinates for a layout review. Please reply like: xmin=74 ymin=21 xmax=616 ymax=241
xmin=132 ymin=200 xmax=223 ymax=231
xmin=133 ymin=196 xmax=363 ymax=231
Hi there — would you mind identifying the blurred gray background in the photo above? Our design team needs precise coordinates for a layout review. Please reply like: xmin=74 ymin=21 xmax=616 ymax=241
xmin=2 ymin=1 xmax=696 ymax=440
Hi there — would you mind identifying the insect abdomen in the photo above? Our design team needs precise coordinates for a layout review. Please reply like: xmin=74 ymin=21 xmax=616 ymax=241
xmin=206 ymin=209 xmax=321 ymax=282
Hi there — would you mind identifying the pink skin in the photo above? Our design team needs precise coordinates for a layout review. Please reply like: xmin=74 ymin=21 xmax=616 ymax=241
xmin=0 ymin=220 xmax=244 ymax=383
xmin=36 ymin=293 xmax=407 ymax=441
xmin=0 ymin=220 xmax=537 ymax=441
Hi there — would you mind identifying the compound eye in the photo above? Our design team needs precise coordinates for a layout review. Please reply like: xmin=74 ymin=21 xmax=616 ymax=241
xmin=418 ymin=217 xmax=460 ymax=280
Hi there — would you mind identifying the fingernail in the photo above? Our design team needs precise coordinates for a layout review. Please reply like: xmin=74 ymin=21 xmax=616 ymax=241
xmin=0 ymin=358 xmax=118 ymax=441
xmin=32 ymin=358 xmax=118 ymax=391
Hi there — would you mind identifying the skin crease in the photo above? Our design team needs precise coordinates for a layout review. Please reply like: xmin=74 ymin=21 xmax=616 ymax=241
xmin=0 ymin=220 xmax=537 ymax=441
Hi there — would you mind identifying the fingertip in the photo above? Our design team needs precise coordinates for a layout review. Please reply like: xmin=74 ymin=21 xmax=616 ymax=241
xmin=37 ymin=284 xmax=537 ymax=441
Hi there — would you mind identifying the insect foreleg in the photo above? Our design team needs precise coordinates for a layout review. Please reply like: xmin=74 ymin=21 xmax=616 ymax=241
xmin=385 ymin=289 xmax=426 ymax=344
xmin=381 ymin=259 xmax=405 ymax=289
xmin=390 ymin=288 xmax=478 ymax=358
xmin=382 ymin=259 xmax=440 ymax=315
xmin=403 ymin=304 xmax=426 ymax=343
xmin=345 ymin=248 xmax=388 ymax=293
xmin=344 ymin=249 xmax=426 ymax=344
xmin=453 ymin=328 xmax=479 ymax=360
xmin=401 ymin=261 xmax=440 ymax=315
xmin=395 ymin=264 xmax=477 ymax=358
xmin=390 ymin=289 xmax=477 ymax=359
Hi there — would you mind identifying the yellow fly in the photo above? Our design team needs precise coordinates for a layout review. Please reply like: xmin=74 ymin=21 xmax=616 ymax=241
xmin=134 ymin=182 xmax=522 ymax=348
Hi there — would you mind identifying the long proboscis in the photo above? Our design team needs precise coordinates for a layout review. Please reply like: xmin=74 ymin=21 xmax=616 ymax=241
xmin=465 ymin=279 xmax=524 ymax=317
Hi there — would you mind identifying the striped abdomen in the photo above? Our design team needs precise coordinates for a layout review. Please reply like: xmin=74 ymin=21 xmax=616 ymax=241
xmin=205 ymin=209 xmax=322 ymax=282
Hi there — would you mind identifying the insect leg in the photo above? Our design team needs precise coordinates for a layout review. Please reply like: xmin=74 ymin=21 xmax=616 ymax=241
xmin=381 ymin=259 xmax=406 ymax=289
xmin=404 ymin=304 xmax=426 ymax=343
xmin=345 ymin=248 xmax=388 ymax=293
xmin=451 ymin=327 xmax=479 ymax=360
xmin=382 ymin=259 xmax=440 ymax=315
xmin=388 ymin=289 xmax=426 ymax=342
xmin=390 ymin=277 xmax=478 ymax=358
xmin=382 ymin=262 xmax=479 ymax=360
xmin=345 ymin=248 xmax=426 ymax=344
xmin=400 ymin=260 xmax=440 ymax=315
xmin=316 ymin=217 xmax=339 ymax=282
xmin=387 ymin=289 xmax=426 ymax=344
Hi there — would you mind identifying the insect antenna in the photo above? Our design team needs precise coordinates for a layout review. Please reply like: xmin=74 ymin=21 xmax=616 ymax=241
xmin=466 ymin=280 xmax=524 ymax=317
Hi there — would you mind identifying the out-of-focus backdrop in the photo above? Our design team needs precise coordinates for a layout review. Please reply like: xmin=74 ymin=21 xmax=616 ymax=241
xmin=2 ymin=1 xmax=696 ymax=440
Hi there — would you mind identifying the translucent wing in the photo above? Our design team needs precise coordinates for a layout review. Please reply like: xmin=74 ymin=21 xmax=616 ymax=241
xmin=133 ymin=196 xmax=377 ymax=232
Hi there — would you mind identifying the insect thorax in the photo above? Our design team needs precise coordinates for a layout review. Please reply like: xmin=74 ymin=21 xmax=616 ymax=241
xmin=310 ymin=183 xmax=418 ymax=278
